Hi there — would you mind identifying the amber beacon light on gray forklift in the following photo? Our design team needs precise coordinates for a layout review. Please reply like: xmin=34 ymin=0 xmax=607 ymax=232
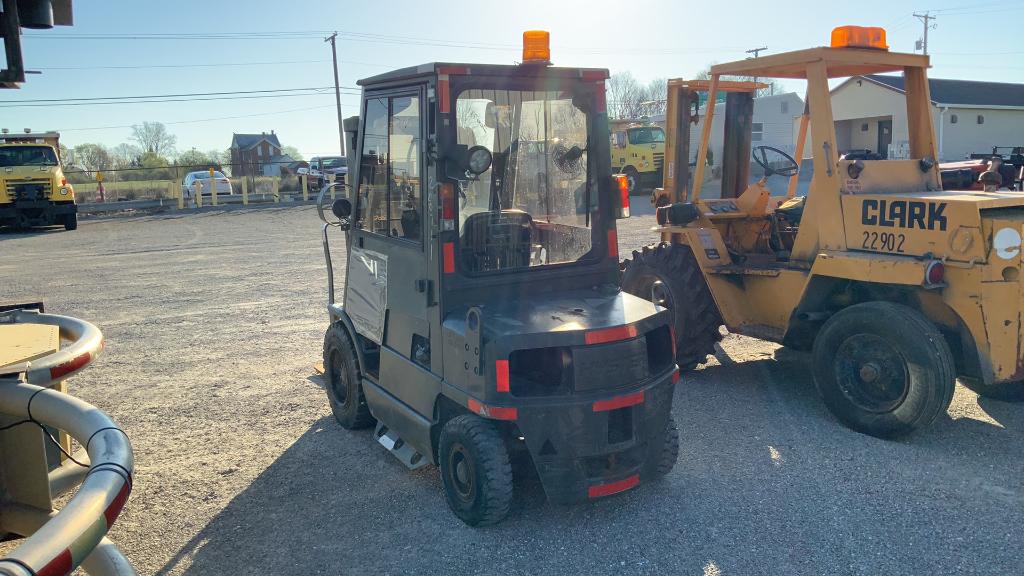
xmin=315 ymin=31 xmax=678 ymax=526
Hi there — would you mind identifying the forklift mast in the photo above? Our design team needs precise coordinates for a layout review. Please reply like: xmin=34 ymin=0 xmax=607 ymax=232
xmin=662 ymin=80 xmax=765 ymax=203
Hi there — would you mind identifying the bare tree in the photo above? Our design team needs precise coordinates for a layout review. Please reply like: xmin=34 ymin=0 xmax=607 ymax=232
xmin=130 ymin=121 xmax=177 ymax=156
xmin=71 ymin=143 xmax=113 ymax=177
xmin=640 ymin=78 xmax=668 ymax=117
xmin=695 ymin=64 xmax=781 ymax=97
xmin=110 ymin=143 xmax=141 ymax=168
xmin=607 ymin=71 xmax=645 ymax=120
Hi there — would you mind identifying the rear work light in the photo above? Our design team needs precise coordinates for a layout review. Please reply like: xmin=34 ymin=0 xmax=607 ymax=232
xmin=924 ymin=260 xmax=945 ymax=287
xmin=830 ymin=26 xmax=888 ymax=50
xmin=613 ymin=174 xmax=630 ymax=219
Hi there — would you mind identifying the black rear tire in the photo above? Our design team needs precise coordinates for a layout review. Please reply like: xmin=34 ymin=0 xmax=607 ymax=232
xmin=812 ymin=302 xmax=955 ymax=438
xmin=653 ymin=416 xmax=680 ymax=477
xmin=439 ymin=415 xmax=513 ymax=526
xmin=622 ymin=243 xmax=723 ymax=371
xmin=323 ymin=323 xmax=375 ymax=429
xmin=63 ymin=213 xmax=78 ymax=231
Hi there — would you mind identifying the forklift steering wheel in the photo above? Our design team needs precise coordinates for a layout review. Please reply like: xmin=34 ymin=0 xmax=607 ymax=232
xmin=752 ymin=146 xmax=799 ymax=178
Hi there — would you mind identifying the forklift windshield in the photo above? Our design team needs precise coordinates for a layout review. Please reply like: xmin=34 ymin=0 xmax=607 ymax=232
xmin=455 ymin=89 xmax=595 ymax=273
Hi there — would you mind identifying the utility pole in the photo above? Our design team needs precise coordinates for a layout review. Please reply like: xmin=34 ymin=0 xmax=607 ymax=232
xmin=746 ymin=47 xmax=768 ymax=94
xmin=325 ymin=31 xmax=345 ymax=157
xmin=913 ymin=12 xmax=936 ymax=55
xmin=745 ymin=46 xmax=767 ymax=59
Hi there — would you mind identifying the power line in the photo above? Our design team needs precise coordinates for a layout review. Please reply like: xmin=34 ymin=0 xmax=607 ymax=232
xmin=31 ymin=58 xmax=392 ymax=71
xmin=35 ymin=59 xmax=328 ymax=70
xmin=23 ymin=28 xmax=751 ymax=55
xmin=0 ymin=91 xmax=361 ymax=108
xmin=55 ymin=104 xmax=339 ymax=132
xmin=1 ymin=85 xmax=347 ymax=104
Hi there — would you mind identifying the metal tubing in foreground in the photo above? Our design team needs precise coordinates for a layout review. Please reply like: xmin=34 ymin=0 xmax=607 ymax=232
xmin=0 ymin=309 xmax=105 ymax=386
xmin=0 ymin=380 xmax=135 ymax=576
xmin=0 ymin=310 xmax=135 ymax=576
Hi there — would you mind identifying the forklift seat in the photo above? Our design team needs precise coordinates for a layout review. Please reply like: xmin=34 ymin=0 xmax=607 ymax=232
xmin=461 ymin=210 xmax=533 ymax=272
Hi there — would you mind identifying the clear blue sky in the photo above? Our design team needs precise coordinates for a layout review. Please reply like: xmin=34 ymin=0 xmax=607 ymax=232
xmin=3 ymin=0 xmax=1021 ymax=159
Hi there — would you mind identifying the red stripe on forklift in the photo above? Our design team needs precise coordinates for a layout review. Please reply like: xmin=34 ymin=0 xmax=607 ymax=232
xmin=592 ymin=390 xmax=645 ymax=412
xmin=672 ymin=370 xmax=681 ymax=385
xmin=495 ymin=360 xmax=510 ymax=393
xmin=588 ymin=474 xmax=640 ymax=498
xmin=438 ymin=77 xmax=451 ymax=113
xmin=443 ymin=242 xmax=455 ymax=274
xmin=607 ymin=229 xmax=618 ymax=258
xmin=467 ymin=398 xmax=518 ymax=421
xmin=37 ymin=548 xmax=73 ymax=576
xmin=585 ymin=325 xmax=637 ymax=345
xmin=49 ymin=351 xmax=91 ymax=380
xmin=104 ymin=479 xmax=132 ymax=527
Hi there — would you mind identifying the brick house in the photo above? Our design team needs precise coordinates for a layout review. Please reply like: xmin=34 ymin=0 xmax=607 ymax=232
xmin=230 ymin=131 xmax=283 ymax=177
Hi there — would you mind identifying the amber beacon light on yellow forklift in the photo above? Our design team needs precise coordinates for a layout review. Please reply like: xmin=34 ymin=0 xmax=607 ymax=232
xmin=830 ymin=25 xmax=888 ymax=50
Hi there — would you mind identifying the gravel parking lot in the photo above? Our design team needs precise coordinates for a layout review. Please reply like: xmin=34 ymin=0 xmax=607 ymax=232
xmin=3 ymin=202 xmax=1022 ymax=575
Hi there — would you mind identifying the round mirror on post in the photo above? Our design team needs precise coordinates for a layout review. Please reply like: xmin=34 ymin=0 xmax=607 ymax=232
xmin=332 ymin=198 xmax=352 ymax=219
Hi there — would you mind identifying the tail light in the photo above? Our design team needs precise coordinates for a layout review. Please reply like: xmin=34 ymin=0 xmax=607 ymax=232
xmin=440 ymin=183 xmax=455 ymax=231
xmin=924 ymin=260 xmax=945 ymax=287
xmin=613 ymin=174 xmax=630 ymax=219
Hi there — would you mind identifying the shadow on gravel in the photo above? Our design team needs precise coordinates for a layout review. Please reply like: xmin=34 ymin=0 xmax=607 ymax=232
xmin=155 ymin=418 xmax=556 ymax=576
xmin=695 ymin=346 xmax=1023 ymax=449
xmin=0 ymin=226 xmax=64 ymax=240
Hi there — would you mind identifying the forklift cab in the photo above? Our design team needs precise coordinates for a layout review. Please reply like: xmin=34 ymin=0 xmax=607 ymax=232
xmin=319 ymin=33 xmax=680 ymax=526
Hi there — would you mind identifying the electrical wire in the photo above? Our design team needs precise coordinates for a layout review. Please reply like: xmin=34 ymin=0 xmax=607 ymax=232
xmin=56 ymin=103 xmax=340 ymax=132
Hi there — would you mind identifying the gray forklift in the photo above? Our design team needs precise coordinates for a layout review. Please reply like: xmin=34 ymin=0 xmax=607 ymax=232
xmin=317 ymin=32 xmax=680 ymax=526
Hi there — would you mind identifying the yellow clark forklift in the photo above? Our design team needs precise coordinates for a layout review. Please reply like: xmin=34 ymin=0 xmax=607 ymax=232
xmin=622 ymin=26 xmax=1024 ymax=438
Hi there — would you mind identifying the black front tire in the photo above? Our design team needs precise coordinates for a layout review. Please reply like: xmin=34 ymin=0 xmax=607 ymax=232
xmin=439 ymin=415 xmax=513 ymax=527
xmin=960 ymin=378 xmax=1024 ymax=402
xmin=621 ymin=243 xmax=723 ymax=371
xmin=812 ymin=302 xmax=955 ymax=438
xmin=624 ymin=167 xmax=641 ymax=195
xmin=323 ymin=323 xmax=375 ymax=429
xmin=63 ymin=213 xmax=78 ymax=231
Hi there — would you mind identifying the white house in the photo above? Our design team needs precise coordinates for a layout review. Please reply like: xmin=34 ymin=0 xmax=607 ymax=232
xmin=829 ymin=75 xmax=1024 ymax=161
xmin=653 ymin=92 xmax=805 ymax=165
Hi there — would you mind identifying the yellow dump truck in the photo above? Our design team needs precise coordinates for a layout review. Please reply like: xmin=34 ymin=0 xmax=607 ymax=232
xmin=0 ymin=131 xmax=77 ymax=230
xmin=610 ymin=119 xmax=665 ymax=194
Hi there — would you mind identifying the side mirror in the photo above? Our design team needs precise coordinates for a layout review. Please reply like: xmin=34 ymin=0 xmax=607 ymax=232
xmin=297 ymin=167 xmax=309 ymax=175
xmin=332 ymin=198 xmax=352 ymax=219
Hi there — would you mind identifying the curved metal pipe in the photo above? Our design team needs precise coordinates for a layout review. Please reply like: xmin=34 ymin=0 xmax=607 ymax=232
xmin=0 ymin=309 xmax=104 ymax=385
xmin=0 ymin=505 xmax=135 ymax=576
xmin=0 ymin=381 xmax=134 ymax=574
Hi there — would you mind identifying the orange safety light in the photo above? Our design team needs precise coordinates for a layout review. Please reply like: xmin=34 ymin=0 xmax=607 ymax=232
xmin=831 ymin=26 xmax=888 ymax=50
xmin=522 ymin=30 xmax=551 ymax=64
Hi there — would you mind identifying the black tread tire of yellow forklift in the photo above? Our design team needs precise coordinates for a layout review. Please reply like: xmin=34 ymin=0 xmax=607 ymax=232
xmin=812 ymin=302 xmax=955 ymax=439
xmin=323 ymin=323 xmax=376 ymax=429
xmin=960 ymin=378 xmax=1024 ymax=403
xmin=621 ymin=243 xmax=723 ymax=371
xmin=63 ymin=213 xmax=78 ymax=231
xmin=624 ymin=166 xmax=641 ymax=195
xmin=439 ymin=415 xmax=513 ymax=526
xmin=653 ymin=416 xmax=680 ymax=477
